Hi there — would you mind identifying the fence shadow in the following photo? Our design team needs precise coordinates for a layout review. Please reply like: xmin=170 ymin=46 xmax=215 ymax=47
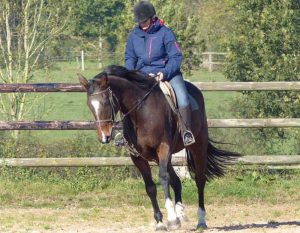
xmin=213 ymin=221 xmax=300 ymax=231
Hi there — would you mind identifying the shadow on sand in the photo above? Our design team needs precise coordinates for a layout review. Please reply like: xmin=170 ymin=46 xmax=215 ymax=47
xmin=213 ymin=220 xmax=300 ymax=231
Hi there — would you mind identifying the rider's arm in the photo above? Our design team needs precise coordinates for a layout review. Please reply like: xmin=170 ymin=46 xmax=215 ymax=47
xmin=160 ymin=29 xmax=183 ymax=80
xmin=125 ymin=34 xmax=138 ymax=70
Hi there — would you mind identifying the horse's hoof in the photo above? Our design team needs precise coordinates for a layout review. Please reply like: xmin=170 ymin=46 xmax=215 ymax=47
xmin=167 ymin=218 xmax=181 ymax=230
xmin=179 ymin=215 xmax=189 ymax=222
xmin=156 ymin=222 xmax=168 ymax=231
xmin=197 ymin=222 xmax=208 ymax=229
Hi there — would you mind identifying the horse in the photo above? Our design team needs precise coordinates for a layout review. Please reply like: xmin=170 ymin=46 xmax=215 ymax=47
xmin=79 ymin=65 xmax=240 ymax=231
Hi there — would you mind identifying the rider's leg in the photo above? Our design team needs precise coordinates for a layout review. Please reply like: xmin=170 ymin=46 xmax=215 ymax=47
xmin=169 ymin=73 xmax=195 ymax=146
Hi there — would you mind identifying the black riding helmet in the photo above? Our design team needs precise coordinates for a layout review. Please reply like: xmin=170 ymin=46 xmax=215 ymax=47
xmin=134 ymin=1 xmax=156 ymax=23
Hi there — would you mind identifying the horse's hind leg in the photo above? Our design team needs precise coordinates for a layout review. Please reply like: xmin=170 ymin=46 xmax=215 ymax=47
xmin=130 ymin=155 xmax=167 ymax=231
xmin=168 ymin=165 xmax=187 ymax=222
xmin=188 ymin=135 xmax=208 ymax=229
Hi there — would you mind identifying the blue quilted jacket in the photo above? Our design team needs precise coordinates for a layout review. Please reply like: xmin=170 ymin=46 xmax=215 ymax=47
xmin=125 ymin=18 xmax=183 ymax=80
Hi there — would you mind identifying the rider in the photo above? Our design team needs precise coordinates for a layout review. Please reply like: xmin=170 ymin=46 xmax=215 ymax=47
xmin=125 ymin=0 xmax=195 ymax=146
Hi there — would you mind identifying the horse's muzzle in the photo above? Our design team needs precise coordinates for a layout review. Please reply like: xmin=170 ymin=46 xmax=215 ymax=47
xmin=99 ymin=135 xmax=111 ymax=144
xmin=96 ymin=124 xmax=113 ymax=144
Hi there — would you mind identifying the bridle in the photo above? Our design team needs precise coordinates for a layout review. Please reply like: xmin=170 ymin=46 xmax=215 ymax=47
xmin=88 ymin=80 xmax=160 ymax=158
xmin=89 ymin=87 xmax=117 ymax=125
xmin=89 ymin=81 xmax=159 ymax=126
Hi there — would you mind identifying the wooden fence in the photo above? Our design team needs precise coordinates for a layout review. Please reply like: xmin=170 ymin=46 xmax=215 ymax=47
xmin=0 ymin=82 xmax=300 ymax=168
xmin=202 ymin=52 xmax=226 ymax=72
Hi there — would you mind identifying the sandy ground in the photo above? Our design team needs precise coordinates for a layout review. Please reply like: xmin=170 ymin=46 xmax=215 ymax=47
xmin=0 ymin=203 xmax=299 ymax=233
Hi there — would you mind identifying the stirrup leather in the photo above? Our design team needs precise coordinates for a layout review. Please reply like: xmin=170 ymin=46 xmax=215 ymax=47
xmin=183 ymin=130 xmax=195 ymax=146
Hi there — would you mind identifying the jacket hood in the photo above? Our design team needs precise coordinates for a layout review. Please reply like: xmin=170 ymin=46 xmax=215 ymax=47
xmin=133 ymin=18 xmax=164 ymax=37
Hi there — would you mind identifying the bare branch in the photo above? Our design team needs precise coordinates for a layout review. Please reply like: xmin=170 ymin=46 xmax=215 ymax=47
xmin=29 ymin=0 xmax=44 ymax=52
xmin=30 ymin=45 xmax=45 ymax=73
xmin=0 ymin=34 xmax=9 ymax=73
xmin=0 ymin=94 xmax=8 ymax=114
xmin=5 ymin=1 xmax=13 ymax=83
xmin=23 ymin=93 xmax=48 ymax=118
xmin=0 ymin=1 xmax=72 ymax=137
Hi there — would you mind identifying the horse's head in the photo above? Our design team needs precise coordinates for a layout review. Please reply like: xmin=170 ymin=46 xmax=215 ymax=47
xmin=79 ymin=73 xmax=115 ymax=144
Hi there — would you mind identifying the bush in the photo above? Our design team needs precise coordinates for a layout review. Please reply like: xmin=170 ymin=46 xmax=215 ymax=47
xmin=223 ymin=0 xmax=300 ymax=154
xmin=0 ymin=134 xmax=129 ymax=159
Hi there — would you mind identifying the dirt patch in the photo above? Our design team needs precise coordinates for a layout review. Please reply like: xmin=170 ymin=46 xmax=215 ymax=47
xmin=0 ymin=202 xmax=299 ymax=233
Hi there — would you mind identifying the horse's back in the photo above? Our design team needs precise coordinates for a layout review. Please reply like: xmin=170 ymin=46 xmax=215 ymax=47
xmin=185 ymin=81 xmax=206 ymax=114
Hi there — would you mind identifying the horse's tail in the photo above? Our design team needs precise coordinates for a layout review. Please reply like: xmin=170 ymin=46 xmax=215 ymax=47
xmin=186 ymin=149 xmax=196 ymax=179
xmin=186 ymin=139 xmax=241 ymax=181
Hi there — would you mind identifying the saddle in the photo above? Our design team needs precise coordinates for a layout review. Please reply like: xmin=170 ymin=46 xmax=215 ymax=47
xmin=159 ymin=81 xmax=199 ymax=112
xmin=159 ymin=80 xmax=198 ymax=146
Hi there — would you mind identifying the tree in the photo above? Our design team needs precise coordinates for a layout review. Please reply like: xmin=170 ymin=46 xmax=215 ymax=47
xmin=0 ymin=0 xmax=71 ymax=138
xmin=67 ymin=0 xmax=125 ymax=66
xmin=224 ymin=0 xmax=300 ymax=154
xmin=197 ymin=0 xmax=235 ymax=51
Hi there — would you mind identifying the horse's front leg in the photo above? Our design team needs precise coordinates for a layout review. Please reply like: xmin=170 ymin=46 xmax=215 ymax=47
xmin=168 ymin=165 xmax=187 ymax=222
xmin=157 ymin=144 xmax=181 ymax=230
xmin=130 ymin=154 xmax=167 ymax=231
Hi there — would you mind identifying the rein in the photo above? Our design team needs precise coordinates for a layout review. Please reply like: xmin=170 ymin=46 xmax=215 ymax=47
xmin=115 ymin=81 xmax=159 ymax=124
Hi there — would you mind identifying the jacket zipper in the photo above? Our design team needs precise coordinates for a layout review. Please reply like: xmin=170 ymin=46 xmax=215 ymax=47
xmin=148 ymin=37 xmax=153 ymax=60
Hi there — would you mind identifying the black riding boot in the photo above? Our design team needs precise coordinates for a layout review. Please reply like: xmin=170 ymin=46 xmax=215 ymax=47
xmin=179 ymin=105 xmax=195 ymax=146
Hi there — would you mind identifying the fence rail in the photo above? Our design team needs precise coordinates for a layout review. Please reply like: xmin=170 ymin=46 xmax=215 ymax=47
xmin=0 ymin=81 xmax=299 ymax=168
xmin=1 ymin=82 xmax=300 ymax=92
xmin=0 ymin=119 xmax=299 ymax=130
xmin=1 ymin=156 xmax=300 ymax=168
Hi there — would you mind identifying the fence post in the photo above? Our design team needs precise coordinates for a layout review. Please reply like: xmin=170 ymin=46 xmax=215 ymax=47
xmin=81 ymin=50 xmax=85 ymax=71
xmin=76 ymin=56 xmax=80 ymax=69
xmin=208 ymin=52 xmax=213 ymax=72
xmin=99 ymin=31 xmax=103 ymax=69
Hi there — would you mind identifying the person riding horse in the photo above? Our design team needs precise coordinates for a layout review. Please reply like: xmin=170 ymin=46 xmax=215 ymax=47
xmin=125 ymin=0 xmax=195 ymax=146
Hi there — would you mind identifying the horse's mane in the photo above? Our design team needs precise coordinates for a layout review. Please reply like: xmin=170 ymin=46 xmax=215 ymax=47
xmin=93 ymin=65 xmax=157 ymax=90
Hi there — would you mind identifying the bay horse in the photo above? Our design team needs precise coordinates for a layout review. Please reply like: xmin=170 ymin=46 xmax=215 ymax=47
xmin=79 ymin=65 xmax=240 ymax=231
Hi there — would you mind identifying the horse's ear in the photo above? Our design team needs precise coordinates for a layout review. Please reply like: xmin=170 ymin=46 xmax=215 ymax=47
xmin=78 ymin=74 xmax=89 ymax=90
xmin=95 ymin=73 xmax=108 ymax=87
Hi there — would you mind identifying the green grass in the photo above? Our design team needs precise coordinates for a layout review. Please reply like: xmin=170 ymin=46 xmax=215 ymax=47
xmin=0 ymin=167 xmax=299 ymax=208
xmin=188 ymin=69 xmax=241 ymax=119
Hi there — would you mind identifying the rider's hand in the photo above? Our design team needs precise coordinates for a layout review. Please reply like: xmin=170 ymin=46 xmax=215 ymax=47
xmin=155 ymin=72 xmax=164 ymax=82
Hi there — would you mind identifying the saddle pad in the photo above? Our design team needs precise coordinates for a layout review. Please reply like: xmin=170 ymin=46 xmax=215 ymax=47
xmin=159 ymin=81 xmax=177 ymax=111
xmin=159 ymin=81 xmax=199 ymax=112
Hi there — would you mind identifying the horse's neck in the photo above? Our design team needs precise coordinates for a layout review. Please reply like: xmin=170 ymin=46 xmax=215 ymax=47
xmin=109 ymin=76 xmax=143 ymax=114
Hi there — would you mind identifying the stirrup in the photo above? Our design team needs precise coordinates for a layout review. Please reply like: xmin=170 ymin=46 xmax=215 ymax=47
xmin=113 ymin=132 xmax=125 ymax=147
xmin=183 ymin=130 xmax=195 ymax=146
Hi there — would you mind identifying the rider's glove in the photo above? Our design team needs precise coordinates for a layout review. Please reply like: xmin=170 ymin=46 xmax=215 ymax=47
xmin=155 ymin=72 xmax=165 ymax=82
